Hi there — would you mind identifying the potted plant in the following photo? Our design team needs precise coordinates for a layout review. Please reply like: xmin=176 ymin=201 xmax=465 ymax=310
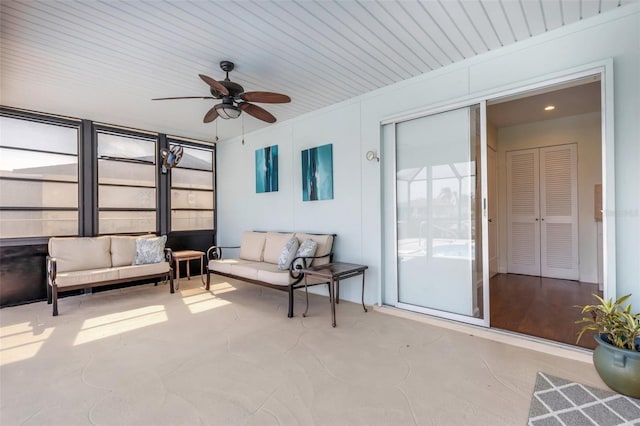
xmin=576 ymin=294 xmax=640 ymax=398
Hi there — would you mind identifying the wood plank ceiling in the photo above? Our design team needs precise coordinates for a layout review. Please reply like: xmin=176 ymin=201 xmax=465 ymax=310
xmin=0 ymin=0 xmax=633 ymax=141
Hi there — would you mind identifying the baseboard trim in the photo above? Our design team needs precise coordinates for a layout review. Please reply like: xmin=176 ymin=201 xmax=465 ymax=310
xmin=373 ymin=304 xmax=593 ymax=364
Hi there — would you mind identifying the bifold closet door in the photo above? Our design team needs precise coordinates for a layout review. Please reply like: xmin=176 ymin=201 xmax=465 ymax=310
xmin=507 ymin=148 xmax=541 ymax=276
xmin=539 ymin=144 xmax=579 ymax=280
xmin=507 ymin=144 xmax=578 ymax=280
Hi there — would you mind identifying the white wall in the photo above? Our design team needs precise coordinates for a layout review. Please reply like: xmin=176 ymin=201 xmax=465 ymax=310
xmin=218 ymin=4 xmax=639 ymax=308
xmin=496 ymin=112 xmax=602 ymax=283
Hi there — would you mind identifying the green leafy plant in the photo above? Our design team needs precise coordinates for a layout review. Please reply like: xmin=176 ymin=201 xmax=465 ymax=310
xmin=576 ymin=294 xmax=640 ymax=351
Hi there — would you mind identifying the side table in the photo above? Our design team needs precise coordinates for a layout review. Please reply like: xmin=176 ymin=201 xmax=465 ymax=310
xmin=299 ymin=262 xmax=368 ymax=327
xmin=172 ymin=250 xmax=205 ymax=290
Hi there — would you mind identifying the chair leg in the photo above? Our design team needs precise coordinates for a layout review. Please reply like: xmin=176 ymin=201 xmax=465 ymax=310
xmin=206 ymin=269 xmax=211 ymax=291
xmin=169 ymin=270 xmax=175 ymax=294
xmin=47 ymin=282 xmax=52 ymax=304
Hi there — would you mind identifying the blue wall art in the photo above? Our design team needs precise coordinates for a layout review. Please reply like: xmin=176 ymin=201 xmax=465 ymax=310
xmin=301 ymin=143 xmax=333 ymax=201
xmin=255 ymin=145 xmax=278 ymax=193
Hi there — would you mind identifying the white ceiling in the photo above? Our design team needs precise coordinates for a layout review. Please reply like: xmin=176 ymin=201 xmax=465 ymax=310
xmin=0 ymin=0 xmax=633 ymax=142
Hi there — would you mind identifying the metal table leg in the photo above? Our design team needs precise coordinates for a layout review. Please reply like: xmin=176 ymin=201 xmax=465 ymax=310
xmin=302 ymin=274 xmax=310 ymax=318
xmin=330 ymin=277 xmax=336 ymax=327
xmin=361 ymin=270 xmax=368 ymax=312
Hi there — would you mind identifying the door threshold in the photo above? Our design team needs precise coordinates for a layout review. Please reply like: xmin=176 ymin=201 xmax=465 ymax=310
xmin=374 ymin=304 xmax=593 ymax=363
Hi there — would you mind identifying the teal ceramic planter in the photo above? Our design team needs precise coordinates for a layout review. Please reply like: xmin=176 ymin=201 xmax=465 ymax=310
xmin=593 ymin=334 xmax=640 ymax=398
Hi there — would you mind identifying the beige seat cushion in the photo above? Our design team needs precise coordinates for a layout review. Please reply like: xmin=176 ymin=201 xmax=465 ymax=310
xmin=263 ymin=232 xmax=294 ymax=264
xmin=294 ymin=233 xmax=334 ymax=266
xmin=239 ymin=231 xmax=266 ymax=261
xmin=255 ymin=263 xmax=294 ymax=286
xmin=49 ymin=237 xmax=112 ymax=272
xmin=208 ymin=258 xmax=254 ymax=275
xmin=256 ymin=263 xmax=331 ymax=287
xmin=115 ymin=262 xmax=170 ymax=280
xmin=54 ymin=268 xmax=119 ymax=287
xmin=229 ymin=261 xmax=262 ymax=280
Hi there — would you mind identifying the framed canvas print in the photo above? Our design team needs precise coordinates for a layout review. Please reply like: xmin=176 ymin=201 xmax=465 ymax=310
xmin=255 ymin=145 xmax=278 ymax=193
xmin=301 ymin=143 xmax=333 ymax=201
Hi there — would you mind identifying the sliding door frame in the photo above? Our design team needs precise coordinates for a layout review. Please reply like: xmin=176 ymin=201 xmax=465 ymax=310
xmin=382 ymin=99 xmax=490 ymax=327
xmin=380 ymin=59 xmax=615 ymax=327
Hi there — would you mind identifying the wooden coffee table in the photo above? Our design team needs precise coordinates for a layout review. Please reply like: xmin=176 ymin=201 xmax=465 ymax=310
xmin=172 ymin=250 xmax=205 ymax=289
xmin=299 ymin=262 xmax=368 ymax=327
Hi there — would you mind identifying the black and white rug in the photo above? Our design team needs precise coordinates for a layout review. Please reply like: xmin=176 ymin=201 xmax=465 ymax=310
xmin=528 ymin=372 xmax=640 ymax=425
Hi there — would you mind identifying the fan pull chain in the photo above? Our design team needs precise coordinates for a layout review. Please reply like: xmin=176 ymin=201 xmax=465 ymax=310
xmin=215 ymin=120 xmax=219 ymax=141
xmin=242 ymin=115 xmax=245 ymax=145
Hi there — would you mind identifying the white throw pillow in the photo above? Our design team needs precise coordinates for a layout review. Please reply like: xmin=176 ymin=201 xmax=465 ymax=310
xmin=292 ymin=239 xmax=318 ymax=269
xmin=133 ymin=235 xmax=167 ymax=265
xmin=277 ymin=238 xmax=300 ymax=270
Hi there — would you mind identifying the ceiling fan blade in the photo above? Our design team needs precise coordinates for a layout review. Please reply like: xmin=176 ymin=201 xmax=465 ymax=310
xmin=199 ymin=74 xmax=230 ymax=96
xmin=203 ymin=106 xmax=219 ymax=123
xmin=240 ymin=91 xmax=291 ymax=103
xmin=239 ymin=103 xmax=277 ymax=123
xmin=152 ymin=96 xmax=215 ymax=100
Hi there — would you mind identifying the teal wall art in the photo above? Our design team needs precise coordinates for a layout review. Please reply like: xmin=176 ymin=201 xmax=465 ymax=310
xmin=301 ymin=143 xmax=333 ymax=201
xmin=255 ymin=145 xmax=278 ymax=193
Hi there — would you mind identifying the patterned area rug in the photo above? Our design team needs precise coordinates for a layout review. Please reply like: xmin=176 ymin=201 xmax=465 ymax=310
xmin=528 ymin=372 xmax=640 ymax=425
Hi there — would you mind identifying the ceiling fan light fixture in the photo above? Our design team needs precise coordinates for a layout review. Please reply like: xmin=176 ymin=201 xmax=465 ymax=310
xmin=215 ymin=103 xmax=241 ymax=119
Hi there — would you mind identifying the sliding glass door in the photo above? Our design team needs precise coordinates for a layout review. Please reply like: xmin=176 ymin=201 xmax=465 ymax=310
xmin=383 ymin=102 xmax=489 ymax=326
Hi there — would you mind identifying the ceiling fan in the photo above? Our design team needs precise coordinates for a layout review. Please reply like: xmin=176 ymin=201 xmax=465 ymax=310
xmin=152 ymin=61 xmax=291 ymax=124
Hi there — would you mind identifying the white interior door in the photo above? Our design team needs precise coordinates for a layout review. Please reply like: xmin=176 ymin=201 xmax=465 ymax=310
xmin=488 ymin=146 xmax=498 ymax=277
xmin=507 ymin=144 xmax=579 ymax=279
xmin=507 ymin=149 xmax=541 ymax=276
xmin=540 ymin=144 xmax=579 ymax=280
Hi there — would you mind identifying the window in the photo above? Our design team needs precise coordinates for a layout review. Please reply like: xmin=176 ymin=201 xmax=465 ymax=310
xmin=170 ymin=143 xmax=215 ymax=231
xmin=0 ymin=115 xmax=79 ymax=238
xmin=97 ymin=130 xmax=156 ymax=234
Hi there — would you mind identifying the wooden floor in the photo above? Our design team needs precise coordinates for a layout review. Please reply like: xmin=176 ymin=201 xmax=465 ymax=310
xmin=489 ymin=273 xmax=602 ymax=350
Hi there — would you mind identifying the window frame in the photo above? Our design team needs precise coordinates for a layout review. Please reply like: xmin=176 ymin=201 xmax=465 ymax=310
xmin=167 ymin=138 xmax=216 ymax=233
xmin=0 ymin=108 xmax=216 ymax=245
xmin=0 ymin=108 xmax=81 ymax=244
xmin=95 ymin=126 xmax=159 ymax=235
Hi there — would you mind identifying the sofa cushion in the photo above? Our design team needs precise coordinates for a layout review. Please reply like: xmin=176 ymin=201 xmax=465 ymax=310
xmin=48 ymin=236 xmax=112 ymax=273
xmin=115 ymin=262 xmax=170 ymax=280
xmin=256 ymin=263 xmax=330 ymax=287
xmin=295 ymin=233 xmax=333 ymax=266
xmin=110 ymin=235 xmax=138 ymax=267
xmin=277 ymin=237 xmax=299 ymax=270
xmin=229 ymin=261 xmax=262 ymax=280
xmin=54 ymin=268 xmax=119 ymax=287
xmin=292 ymin=239 xmax=317 ymax=269
xmin=239 ymin=231 xmax=266 ymax=261
xmin=256 ymin=263 xmax=294 ymax=286
xmin=208 ymin=258 xmax=255 ymax=275
xmin=133 ymin=235 xmax=167 ymax=265
xmin=263 ymin=232 xmax=295 ymax=264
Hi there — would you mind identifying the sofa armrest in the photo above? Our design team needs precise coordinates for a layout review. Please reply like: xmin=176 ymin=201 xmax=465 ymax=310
xmin=288 ymin=252 xmax=333 ymax=279
xmin=206 ymin=245 xmax=240 ymax=260
xmin=46 ymin=256 xmax=57 ymax=283
xmin=164 ymin=248 xmax=173 ymax=263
